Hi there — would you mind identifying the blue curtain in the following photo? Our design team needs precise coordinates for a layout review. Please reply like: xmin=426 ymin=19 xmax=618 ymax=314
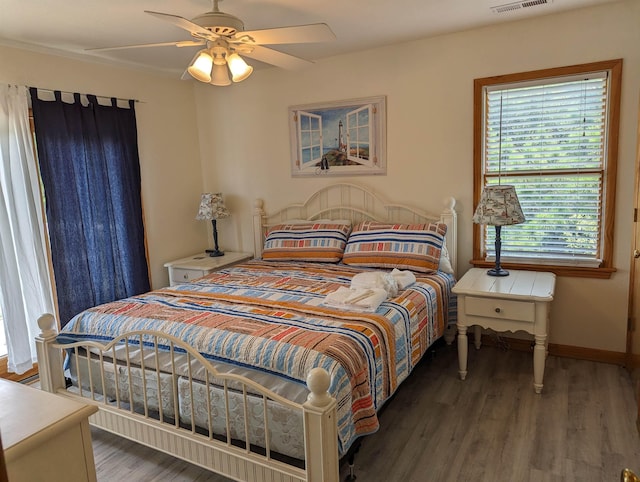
xmin=29 ymin=89 xmax=150 ymax=327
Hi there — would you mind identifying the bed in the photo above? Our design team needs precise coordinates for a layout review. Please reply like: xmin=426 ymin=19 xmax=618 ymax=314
xmin=36 ymin=183 xmax=458 ymax=482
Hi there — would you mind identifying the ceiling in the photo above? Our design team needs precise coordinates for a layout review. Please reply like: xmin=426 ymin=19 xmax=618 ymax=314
xmin=0 ymin=0 xmax=616 ymax=78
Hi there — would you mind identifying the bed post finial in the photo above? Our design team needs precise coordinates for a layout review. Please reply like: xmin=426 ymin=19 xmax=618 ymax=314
xmin=306 ymin=367 xmax=332 ymax=407
xmin=37 ymin=313 xmax=57 ymax=336
xmin=444 ymin=196 xmax=456 ymax=212
xmin=35 ymin=313 xmax=65 ymax=393
xmin=303 ymin=367 xmax=339 ymax=482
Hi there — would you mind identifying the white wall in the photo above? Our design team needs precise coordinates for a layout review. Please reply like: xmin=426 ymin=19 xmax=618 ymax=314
xmin=194 ymin=0 xmax=640 ymax=353
xmin=0 ymin=45 xmax=205 ymax=289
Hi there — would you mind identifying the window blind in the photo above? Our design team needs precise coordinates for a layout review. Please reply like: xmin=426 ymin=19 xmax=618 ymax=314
xmin=482 ymin=73 xmax=609 ymax=266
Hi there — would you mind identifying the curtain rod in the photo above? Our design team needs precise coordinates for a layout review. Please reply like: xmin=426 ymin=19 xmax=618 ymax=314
xmin=29 ymin=86 xmax=143 ymax=104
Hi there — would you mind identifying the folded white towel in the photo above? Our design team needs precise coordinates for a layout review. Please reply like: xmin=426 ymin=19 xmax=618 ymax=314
xmin=350 ymin=271 xmax=398 ymax=297
xmin=345 ymin=289 xmax=374 ymax=304
xmin=323 ymin=287 xmax=388 ymax=313
xmin=390 ymin=268 xmax=417 ymax=289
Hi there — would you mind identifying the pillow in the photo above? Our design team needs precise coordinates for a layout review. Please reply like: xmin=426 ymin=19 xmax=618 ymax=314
xmin=342 ymin=221 xmax=447 ymax=273
xmin=439 ymin=244 xmax=454 ymax=274
xmin=262 ymin=222 xmax=351 ymax=262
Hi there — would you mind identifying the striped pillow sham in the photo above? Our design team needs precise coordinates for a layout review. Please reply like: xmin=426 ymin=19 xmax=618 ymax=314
xmin=342 ymin=221 xmax=447 ymax=273
xmin=262 ymin=222 xmax=352 ymax=262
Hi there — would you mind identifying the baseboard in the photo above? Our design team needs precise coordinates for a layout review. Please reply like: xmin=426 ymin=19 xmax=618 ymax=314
xmin=477 ymin=334 xmax=627 ymax=366
xmin=627 ymin=353 xmax=640 ymax=370
xmin=548 ymin=343 xmax=627 ymax=366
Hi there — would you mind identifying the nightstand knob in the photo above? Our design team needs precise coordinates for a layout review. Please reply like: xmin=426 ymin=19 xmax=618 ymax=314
xmin=183 ymin=274 xmax=188 ymax=279
xmin=495 ymin=307 xmax=501 ymax=313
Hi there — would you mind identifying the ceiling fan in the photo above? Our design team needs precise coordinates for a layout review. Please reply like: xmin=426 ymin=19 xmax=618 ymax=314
xmin=87 ymin=0 xmax=336 ymax=86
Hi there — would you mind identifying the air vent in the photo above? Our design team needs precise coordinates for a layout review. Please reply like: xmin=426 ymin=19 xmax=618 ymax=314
xmin=490 ymin=0 xmax=552 ymax=14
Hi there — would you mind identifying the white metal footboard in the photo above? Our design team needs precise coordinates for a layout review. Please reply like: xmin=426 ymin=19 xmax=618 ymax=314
xmin=35 ymin=314 xmax=339 ymax=482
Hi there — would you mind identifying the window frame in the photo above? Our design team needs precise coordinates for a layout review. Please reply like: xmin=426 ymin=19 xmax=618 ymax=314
xmin=472 ymin=59 xmax=623 ymax=279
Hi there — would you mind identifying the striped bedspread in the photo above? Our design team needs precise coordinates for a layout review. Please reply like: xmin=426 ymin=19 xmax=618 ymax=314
xmin=59 ymin=259 xmax=456 ymax=456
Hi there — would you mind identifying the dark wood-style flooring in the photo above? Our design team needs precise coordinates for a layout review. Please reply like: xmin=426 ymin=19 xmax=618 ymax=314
xmin=91 ymin=341 xmax=640 ymax=481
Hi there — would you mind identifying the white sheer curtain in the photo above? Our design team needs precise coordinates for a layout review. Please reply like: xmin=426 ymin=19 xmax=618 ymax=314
xmin=0 ymin=85 xmax=54 ymax=374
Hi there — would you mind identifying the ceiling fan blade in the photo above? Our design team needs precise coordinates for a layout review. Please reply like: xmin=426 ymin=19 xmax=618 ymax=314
xmin=86 ymin=40 xmax=205 ymax=52
xmin=242 ymin=45 xmax=312 ymax=70
xmin=145 ymin=10 xmax=217 ymax=40
xmin=235 ymin=23 xmax=336 ymax=45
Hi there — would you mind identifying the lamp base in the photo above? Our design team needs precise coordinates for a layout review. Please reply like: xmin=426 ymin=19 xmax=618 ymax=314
xmin=206 ymin=249 xmax=224 ymax=257
xmin=487 ymin=267 xmax=509 ymax=277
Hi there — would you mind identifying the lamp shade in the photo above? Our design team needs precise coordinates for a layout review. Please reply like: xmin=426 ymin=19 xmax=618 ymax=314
xmin=210 ymin=63 xmax=232 ymax=86
xmin=196 ymin=193 xmax=231 ymax=221
xmin=473 ymin=185 xmax=525 ymax=226
xmin=227 ymin=53 xmax=253 ymax=82
xmin=188 ymin=50 xmax=214 ymax=83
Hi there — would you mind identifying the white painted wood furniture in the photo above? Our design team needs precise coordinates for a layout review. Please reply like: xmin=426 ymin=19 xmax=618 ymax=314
xmin=0 ymin=378 xmax=97 ymax=482
xmin=164 ymin=251 xmax=253 ymax=286
xmin=35 ymin=183 xmax=458 ymax=482
xmin=453 ymin=268 xmax=556 ymax=393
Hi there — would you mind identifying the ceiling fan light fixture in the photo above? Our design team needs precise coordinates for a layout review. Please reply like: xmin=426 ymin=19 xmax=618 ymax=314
xmin=210 ymin=63 xmax=232 ymax=86
xmin=188 ymin=49 xmax=214 ymax=82
xmin=96 ymin=7 xmax=336 ymax=86
xmin=227 ymin=53 xmax=253 ymax=82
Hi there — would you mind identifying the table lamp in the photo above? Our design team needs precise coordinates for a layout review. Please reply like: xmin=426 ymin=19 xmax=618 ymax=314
xmin=196 ymin=192 xmax=230 ymax=257
xmin=473 ymin=185 xmax=525 ymax=276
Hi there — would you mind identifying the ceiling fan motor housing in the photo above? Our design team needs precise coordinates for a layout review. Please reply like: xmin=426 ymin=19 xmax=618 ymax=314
xmin=191 ymin=11 xmax=244 ymax=36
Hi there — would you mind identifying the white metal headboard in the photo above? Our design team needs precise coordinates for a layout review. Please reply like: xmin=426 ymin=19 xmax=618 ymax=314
xmin=253 ymin=183 xmax=458 ymax=276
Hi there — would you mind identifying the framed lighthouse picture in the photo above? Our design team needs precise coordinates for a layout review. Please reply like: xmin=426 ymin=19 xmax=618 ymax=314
xmin=289 ymin=96 xmax=386 ymax=177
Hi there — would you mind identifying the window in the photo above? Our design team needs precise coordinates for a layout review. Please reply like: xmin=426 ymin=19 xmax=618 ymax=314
xmin=297 ymin=111 xmax=323 ymax=168
xmin=346 ymin=105 xmax=372 ymax=165
xmin=473 ymin=59 xmax=622 ymax=278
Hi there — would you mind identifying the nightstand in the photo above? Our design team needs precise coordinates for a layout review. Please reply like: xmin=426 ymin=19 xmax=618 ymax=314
xmin=164 ymin=251 xmax=253 ymax=286
xmin=452 ymin=268 xmax=556 ymax=393
xmin=1 ymin=379 xmax=98 ymax=481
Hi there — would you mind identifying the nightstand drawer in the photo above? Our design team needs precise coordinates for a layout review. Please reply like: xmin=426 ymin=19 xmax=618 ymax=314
xmin=171 ymin=268 xmax=206 ymax=283
xmin=465 ymin=296 xmax=535 ymax=323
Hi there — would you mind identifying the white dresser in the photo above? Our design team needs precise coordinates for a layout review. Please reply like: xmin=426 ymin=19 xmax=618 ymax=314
xmin=0 ymin=379 xmax=98 ymax=481
xmin=164 ymin=251 xmax=253 ymax=286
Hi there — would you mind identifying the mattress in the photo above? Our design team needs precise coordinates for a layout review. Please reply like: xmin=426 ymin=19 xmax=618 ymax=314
xmin=68 ymin=352 xmax=307 ymax=458
xmin=59 ymin=259 xmax=456 ymax=456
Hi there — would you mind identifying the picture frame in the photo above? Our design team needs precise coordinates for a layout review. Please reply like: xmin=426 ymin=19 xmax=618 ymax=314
xmin=289 ymin=95 xmax=386 ymax=177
